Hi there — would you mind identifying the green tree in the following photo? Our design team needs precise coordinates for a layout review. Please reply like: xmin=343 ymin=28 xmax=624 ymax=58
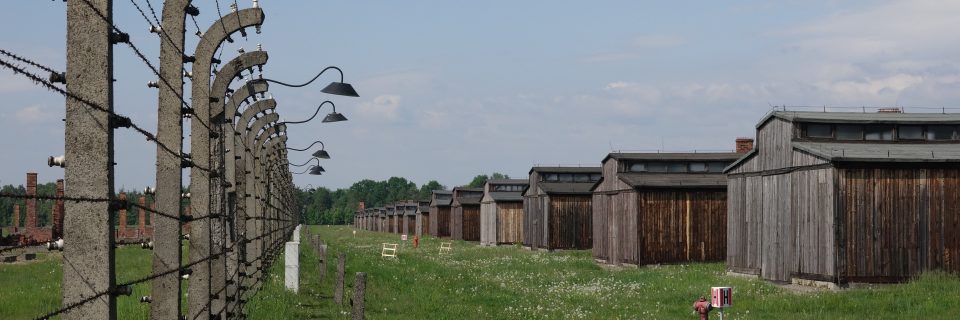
xmin=465 ymin=172 xmax=509 ymax=188
xmin=417 ymin=180 xmax=446 ymax=200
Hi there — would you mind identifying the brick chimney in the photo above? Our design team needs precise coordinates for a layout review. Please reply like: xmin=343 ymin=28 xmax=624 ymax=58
xmin=736 ymin=138 xmax=754 ymax=154
xmin=12 ymin=204 xmax=20 ymax=230
xmin=118 ymin=192 xmax=127 ymax=236
xmin=138 ymin=196 xmax=146 ymax=235
xmin=357 ymin=201 xmax=366 ymax=211
xmin=53 ymin=179 xmax=65 ymax=239
xmin=25 ymin=173 xmax=37 ymax=230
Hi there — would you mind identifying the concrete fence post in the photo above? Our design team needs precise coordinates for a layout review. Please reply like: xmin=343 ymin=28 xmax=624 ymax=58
xmin=62 ymin=0 xmax=115 ymax=318
xmin=188 ymin=8 xmax=265 ymax=320
xmin=319 ymin=243 xmax=327 ymax=284
xmin=284 ymin=241 xmax=300 ymax=292
xmin=335 ymin=252 xmax=346 ymax=304
xmin=352 ymin=272 xmax=366 ymax=320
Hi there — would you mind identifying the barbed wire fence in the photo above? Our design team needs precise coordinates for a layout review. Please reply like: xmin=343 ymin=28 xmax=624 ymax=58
xmin=0 ymin=1 xmax=298 ymax=319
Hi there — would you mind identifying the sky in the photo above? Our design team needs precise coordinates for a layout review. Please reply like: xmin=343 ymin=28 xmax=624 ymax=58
xmin=2 ymin=0 xmax=960 ymax=190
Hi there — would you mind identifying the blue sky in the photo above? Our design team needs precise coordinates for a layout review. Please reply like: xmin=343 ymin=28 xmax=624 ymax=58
xmin=2 ymin=1 xmax=959 ymax=190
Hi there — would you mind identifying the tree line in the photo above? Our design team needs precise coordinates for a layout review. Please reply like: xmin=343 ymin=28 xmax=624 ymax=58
xmin=296 ymin=173 xmax=509 ymax=225
xmin=1 ymin=172 xmax=512 ymax=228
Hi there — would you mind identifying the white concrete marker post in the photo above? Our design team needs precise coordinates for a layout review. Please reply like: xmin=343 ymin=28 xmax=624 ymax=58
xmin=285 ymin=241 xmax=300 ymax=293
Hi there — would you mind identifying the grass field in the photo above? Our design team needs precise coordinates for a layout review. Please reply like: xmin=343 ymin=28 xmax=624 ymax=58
xmin=263 ymin=225 xmax=960 ymax=320
xmin=0 ymin=245 xmax=187 ymax=319
xmin=3 ymin=226 xmax=960 ymax=319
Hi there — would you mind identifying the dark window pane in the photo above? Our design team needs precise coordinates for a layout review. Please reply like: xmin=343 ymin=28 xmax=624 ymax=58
xmin=647 ymin=163 xmax=668 ymax=173
xmin=807 ymin=124 xmax=832 ymax=138
xmin=836 ymin=125 xmax=863 ymax=140
xmin=573 ymin=174 xmax=589 ymax=182
xmin=629 ymin=163 xmax=645 ymax=172
xmin=864 ymin=125 xmax=894 ymax=141
xmin=558 ymin=174 xmax=573 ymax=182
xmin=667 ymin=163 xmax=687 ymax=173
xmin=898 ymin=126 xmax=923 ymax=140
xmin=708 ymin=162 xmax=727 ymax=172
xmin=543 ymin=173 xmax=558 ymax=182
xmin=927 ymin=126 xmax=956 ymax=140
xmin=690 ymin=162 xmax=707 ymax=172
xmin=590 ymin=173 xmax=602 ymax=181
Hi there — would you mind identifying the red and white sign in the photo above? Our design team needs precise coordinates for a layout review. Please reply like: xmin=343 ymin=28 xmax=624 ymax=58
xmin=711 ymin=287 xmax=732 ymax=307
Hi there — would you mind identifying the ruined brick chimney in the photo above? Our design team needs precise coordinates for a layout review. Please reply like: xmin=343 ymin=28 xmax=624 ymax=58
xmin=138 ymin=196 xmax=146 ymax=235
xmin=736 ymin=138 xmax=755 ymax=154
xmin=118 ymin=192 xmax=128 ymax=236
xmin=357 ymin=201 xmax=366 ymax=211
xmin=12 ymin=204 xmax=20 ymax=230
xmin=25 ymin=172 xmax=37 ymax=230
xmin=53 ymin=179 xmax=65 ymax=239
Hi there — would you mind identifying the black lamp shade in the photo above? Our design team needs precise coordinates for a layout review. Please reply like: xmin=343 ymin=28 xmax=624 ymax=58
xmin=322 ymin=112 xmax=348 ymax=123
xmin=308 ymin=167 xmax=323 ymax=175
xmin=321 ymin=82 xmax=359 ymax=97
xmin=317 ymin=166 xmax=326 ymax=172
xmin=312 ymin=149 xmax=331 ymax=159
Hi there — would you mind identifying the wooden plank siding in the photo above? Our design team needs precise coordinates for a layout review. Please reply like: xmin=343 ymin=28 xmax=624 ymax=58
xmin=406 ymin=215 xmax=416 ymax=235
xmin=450 ymin=205 xmax=463 ymax=240
xmin=547 ymin=195 xmax=593 ymax=250
xmin=637 ymin=190 xmax=727 ymax=264
xmin=497 ymin=202 xmax=524 ymax=244
xmin=480 ymin=200 xmax=497 ymax=246
xmin=838 ymin=167 xmax=960 ymax=282
xmin=523 ymin=194 xmax=544 ymax=248
xmin=432 ymin=206 xmax=451 ymax=238
xmin=462 ymin=205 xmax=481 ymax=241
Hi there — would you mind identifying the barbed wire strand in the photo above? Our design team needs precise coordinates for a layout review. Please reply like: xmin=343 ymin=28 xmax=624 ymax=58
xmin=0 ymin=56 xmax=214 ymax=174
xmin=0 ymin=48 xmax=60 ymax=75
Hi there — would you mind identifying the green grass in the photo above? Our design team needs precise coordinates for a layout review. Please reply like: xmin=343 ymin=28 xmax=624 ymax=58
xmin=0 ymin=244 xmax=187 ymax=319
xmin=247 ymin=225 xmax=960 ymax=320
xmin=4 ymin=227 xmax=960 ymax=319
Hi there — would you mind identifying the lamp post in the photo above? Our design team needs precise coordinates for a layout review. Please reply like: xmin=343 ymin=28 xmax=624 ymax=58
xmin=263 ymin=66 xmax=360 ymax=97
xmin=285 ymin=141 xmax=331 ymax=159
xmin=282 ymin=101 xmax=348 ymax=125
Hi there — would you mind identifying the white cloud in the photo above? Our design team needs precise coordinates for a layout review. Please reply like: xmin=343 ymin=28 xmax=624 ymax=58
xmin=356 ymin=94 xmax=401 ymax=121
xmin=14 ymin=105 xmax=54 ymax=123
xmin=357 ymin=70 xmax=435 ymax=96
xmin=776 ymin=0 xmax=960 ymax=61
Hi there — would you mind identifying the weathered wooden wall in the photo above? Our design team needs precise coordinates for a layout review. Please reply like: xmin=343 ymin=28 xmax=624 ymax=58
xmin=727 ymin=176 xmax=759 ymax=274
xmin=838 ymin=167 xmax=960 ymax=282
xmin=429 ymin=207 xmax=439 ymax=236
xmin=637 ymin=190 xmax=726 ymax=264
xmin=523 ymin=195 xmax=545 ymax=248
xmin=405 ymin=215 xmax=415 ymax=235
xmin=430 ymin=206 xmax=453 ymax=238
xmin=417 ymin=212 xmax=430 ymax=237
xmin=548 ymin=195 xmax=593 ymax=250
xmin=497 ymin=202 xmax=524 ymax=244
xmin=450 ymin=206 xmax=463 ymax=240
xmin=793 ymin=168 xmax=835 ymax=280
xmin=480 ymin=201 xmax=497 ymax=246
xmin=462 ymin=205 xmax=481 ymax=241
xmin=592 ymin=194 xmax=609 ymax=261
